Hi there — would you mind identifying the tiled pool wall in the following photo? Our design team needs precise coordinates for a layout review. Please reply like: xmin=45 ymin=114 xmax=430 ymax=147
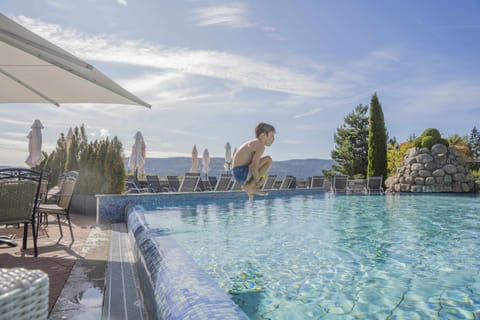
xmin=126 ymin=204 xmax=250 ymax=320
xmin=96 ymin=189 xmax=323 ymax=224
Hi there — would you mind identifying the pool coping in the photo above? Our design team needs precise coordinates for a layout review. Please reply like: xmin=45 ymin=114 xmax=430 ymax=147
xmin=96 ymin=188 xmax=324 ymax=224
xmin=126 ymin=204 xmax=250 ymax=320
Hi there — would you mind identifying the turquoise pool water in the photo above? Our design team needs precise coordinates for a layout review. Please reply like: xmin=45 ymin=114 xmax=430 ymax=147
xmin=144 ymin=194 xmax=480 ymax=319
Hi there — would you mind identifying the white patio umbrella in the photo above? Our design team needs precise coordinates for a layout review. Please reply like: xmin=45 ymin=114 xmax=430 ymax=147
xmin=128 ymin=131 xmax=146 ymax=179
xmin=190 ymin=144 xmax=199 ymax=173
xmin=224 ymin=142 xmax=232 ymax=174
xmin=0 ymin=14 xmax=150 ymax=108
xmin=202 ymin=149 xmax=210 ymax=180
xmin=25 ymin=119 xmax=44 ymax=167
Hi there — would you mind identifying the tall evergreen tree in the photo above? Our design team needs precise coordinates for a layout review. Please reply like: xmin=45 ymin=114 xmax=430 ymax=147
xmin=469 ymin=126 xmax=480 ymax=159
xmin=367 ymin=93 xmax=388 ymax=180
xmin=331 ymin=104 xmax=369 ymax=177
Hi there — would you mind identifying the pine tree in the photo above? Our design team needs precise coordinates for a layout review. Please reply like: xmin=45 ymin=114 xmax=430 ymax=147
xmin=367 ymin=93 xmax=388 ymax=180
xmin=469 ymin=126 xmax=480 ymax=160
xmin=331 ymin=104 xmax=369 ymax=177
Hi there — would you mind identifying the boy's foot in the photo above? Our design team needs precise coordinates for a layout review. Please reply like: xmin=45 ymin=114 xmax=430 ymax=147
xmin=247 ymin=193 xmax=254 ymax=202
xmin=242 ymin=184 xmax=267 ymax=196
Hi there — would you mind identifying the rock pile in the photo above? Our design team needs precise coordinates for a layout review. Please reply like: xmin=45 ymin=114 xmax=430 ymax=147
xmin=385 ymin=144 xmax=476 ymax=193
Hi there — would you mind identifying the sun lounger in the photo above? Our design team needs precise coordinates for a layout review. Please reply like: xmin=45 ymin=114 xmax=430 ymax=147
xmin=166 ymin=176 xmax=181 ymax=192
xmin=178 ymin=173 xmax=201 ymax=192
xmin=347 ymin=179 xmax=366 ymax=193
xmin=146 ymin=175 xmax=169 ymax=193
xmin=310 ymin=176 xmax=325 ymax=189
xmin=331 ymin=176 xmax=348 ymax=193
xmin=279 ymin=175 xmax=294 ymax=189
xmin=214 ymin=174 xmax=232 ymax=191
xmin=262 ymin=175 xmax=277 ymax=190
xmin=126 ymin=175 xmax=149 ymax=193
xmin=365 ymin=176 xmax=384 ymax=193
xmin=295 ymin=178 xmax=309 ymax=189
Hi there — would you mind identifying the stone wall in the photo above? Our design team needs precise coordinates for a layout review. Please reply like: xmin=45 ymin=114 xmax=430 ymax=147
xmin=385 ymin=144 xmax=476 ymax=193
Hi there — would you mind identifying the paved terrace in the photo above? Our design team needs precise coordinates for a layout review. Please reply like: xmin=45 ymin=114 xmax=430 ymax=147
xmin=0 ymin=213 xmax=109 ymax=319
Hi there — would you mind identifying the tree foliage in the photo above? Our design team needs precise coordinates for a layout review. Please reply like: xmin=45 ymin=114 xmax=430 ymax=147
xmin=469 ymin=126 xmax=480 ymax=160
xmin=330 ymin=104 xmax=369 ymax=178
xmin=367 ymin=93 xmax=387 ymax=180
xmin=387 ymin=140 xmax=413 ymax=176
xmin=43 ymin=125 xmax=126 ymax=195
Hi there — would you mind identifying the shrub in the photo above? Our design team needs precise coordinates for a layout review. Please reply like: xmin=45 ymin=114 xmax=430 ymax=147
xmin=422 ymin=128 xmax=441 ymax=140
xmin=413 ymin=128 xmax=447 ymax=149
xmin=422 ymin=136 xmax=436 ymax=149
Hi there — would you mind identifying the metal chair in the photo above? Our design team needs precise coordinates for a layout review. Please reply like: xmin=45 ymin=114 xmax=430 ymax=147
xmin=38 ymin=177 xmax=77 ymax=241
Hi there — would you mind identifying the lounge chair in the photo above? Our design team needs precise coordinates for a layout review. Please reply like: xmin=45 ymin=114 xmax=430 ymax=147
xmin=310 ymin=176 xmax=325 ymax=189
xmin=365 ymin=176 xmax=384 ymax=193
xmin=38 ymin=177 xmax=77 ymax=241
xmin=214 ymin=174 xmax=232 ymax=191
xmin=0 ymin=168 xmax=44 ymax=256
xmin=347 ymin=179 xmax=367 ymax=193
xmin=146 ymin=175 xmax=169 ymax=193
xmin=295 ymin=178 xmax=309 ymax=189
xmin=262 ymin=175 xmax=277 ymax=190
xmin=126 ymin=175 xmax=149 ymax=193
xmin=178 ymin=173 xmax=200 ymax=192
xmin=279 ymin=175 xmax=294 ymax=189
xmin=331 ymin=176 xmax=348 ymax=193
xmin=166 ymin=176 xmax=181 ymax=192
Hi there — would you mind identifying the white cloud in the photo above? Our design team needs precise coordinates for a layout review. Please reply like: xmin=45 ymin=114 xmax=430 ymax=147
xmin=191 ymin=3 xmax=253 ymax=28
xmin=116 ymin=0 xmax=128 ymax=6
xmin=13 ymin=15 xmax=335 ymax=98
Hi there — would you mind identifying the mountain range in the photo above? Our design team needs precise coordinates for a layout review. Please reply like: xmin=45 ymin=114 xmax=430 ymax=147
xmin=127 ymin=157 xmax=334 ymax=178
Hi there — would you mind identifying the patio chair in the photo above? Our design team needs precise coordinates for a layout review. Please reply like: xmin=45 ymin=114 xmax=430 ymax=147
xmin=0 ymin=168 xmax=43 ymax=257
xmin=365 ymin=176 xmax=384 ymax=193
xmin=262 ymin=175 xmax=277 ymax=190
xmin=310 ymin=176 xmax=325 ymax=189
xmin=214 ymin=174 xmax=232 ymax=191
xmin=178 ymin=173 xmax=201 ymax=192
xmin=279 ymin=175 xmax=294 ymax=189
xmin=0 ymin=180 xmax=39 ymax=254
xmin=331 ymin=176 xmax=348 ymax=193
xmin=166 ymin=176 xmax=181 ymax=192
xmin=38 ymin=177 xmax=77 ymax=241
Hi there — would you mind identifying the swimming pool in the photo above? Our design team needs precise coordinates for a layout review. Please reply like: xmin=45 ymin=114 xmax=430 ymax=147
xmin=142 ymin=193 xmax=480 ymax=319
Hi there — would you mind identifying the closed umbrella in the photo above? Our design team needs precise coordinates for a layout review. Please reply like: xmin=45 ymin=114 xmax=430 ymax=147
xmin=224 ymin=142 xmax=232 ymax=174
xmin=190 ymin=145 xmax=199 ymax=173
xmin=25 ymin=119 xmax=44 ymax=167
xmin=0 ymin=13 xmax=150 ymax=108
xmin=202 ymin=149 xmax=210 ymax=180
xmin=128 ymin=131 xmax=146 ymax=179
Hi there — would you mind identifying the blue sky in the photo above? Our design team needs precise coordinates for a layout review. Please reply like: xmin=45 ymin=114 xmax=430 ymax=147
xmin=1 ymin=0 xmax=480 ymax=166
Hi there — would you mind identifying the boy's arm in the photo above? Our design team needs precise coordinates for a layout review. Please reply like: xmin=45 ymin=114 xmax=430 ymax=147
xmin=250 ymin=143 xmax=265 ymax=183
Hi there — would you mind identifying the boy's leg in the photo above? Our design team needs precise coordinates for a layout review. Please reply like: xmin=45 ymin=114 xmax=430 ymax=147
xmin=242 ymin=156 xmax=272 ymax=196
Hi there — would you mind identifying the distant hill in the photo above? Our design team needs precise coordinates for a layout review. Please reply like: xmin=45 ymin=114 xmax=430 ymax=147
xmin=126 ymin=157 xmax=334 ymax=178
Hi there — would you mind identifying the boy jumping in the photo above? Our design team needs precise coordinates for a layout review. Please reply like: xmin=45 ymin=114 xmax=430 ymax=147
xmin=232 ymin=122 xmax=276 ymax=201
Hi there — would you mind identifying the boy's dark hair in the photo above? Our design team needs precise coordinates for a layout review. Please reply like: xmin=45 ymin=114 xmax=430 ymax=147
xmin=255 ymin=122 xmax=276 ymax=138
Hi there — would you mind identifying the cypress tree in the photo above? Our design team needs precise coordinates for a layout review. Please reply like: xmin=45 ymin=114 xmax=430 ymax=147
xmin=367 ymin=93 xmax=388 ymax=180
